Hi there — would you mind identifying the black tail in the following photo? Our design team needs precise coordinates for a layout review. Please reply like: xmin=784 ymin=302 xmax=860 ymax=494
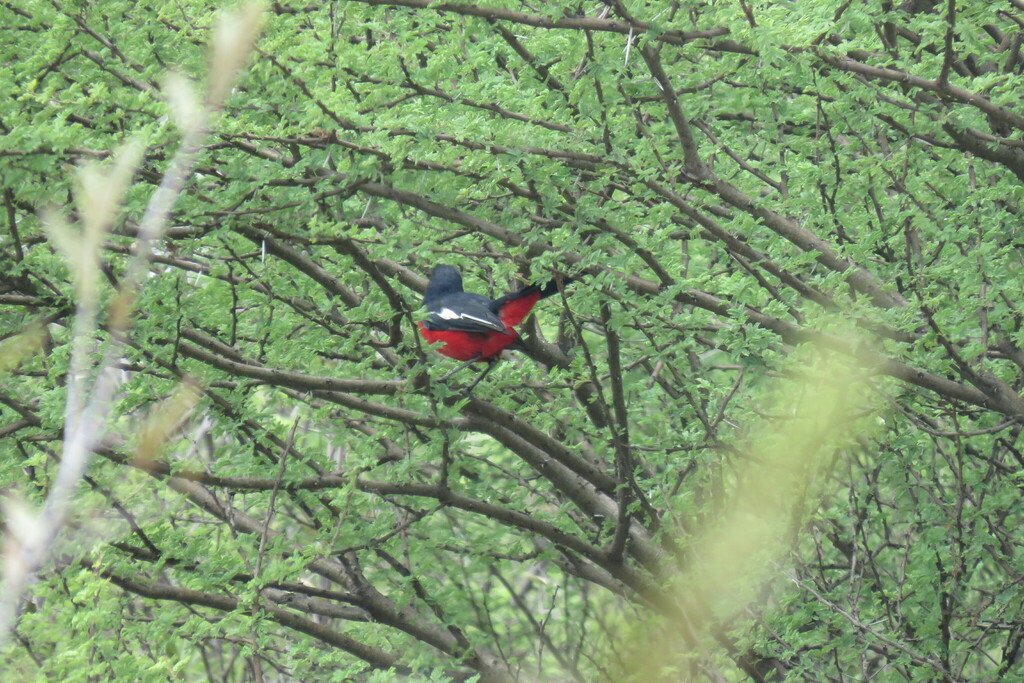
xmin=538 ymin=278 xmax=569 ymax=300
xmin=490 ymin=276 xmax=570 ymax=313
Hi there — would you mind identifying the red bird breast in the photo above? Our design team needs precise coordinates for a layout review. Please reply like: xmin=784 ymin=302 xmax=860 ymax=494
xmin=418 ymin=324 xmax=519 ymax=361
xmin=417 ymin=265 xmax=564 ymax=389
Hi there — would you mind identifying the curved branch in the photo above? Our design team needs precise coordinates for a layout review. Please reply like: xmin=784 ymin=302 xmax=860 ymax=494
xmin=345 ymin=0 xmax=728 ymax=46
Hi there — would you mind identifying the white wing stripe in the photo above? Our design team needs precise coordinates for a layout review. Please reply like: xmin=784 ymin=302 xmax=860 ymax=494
xmin=436 ymin=308 xmax=505 ymax=331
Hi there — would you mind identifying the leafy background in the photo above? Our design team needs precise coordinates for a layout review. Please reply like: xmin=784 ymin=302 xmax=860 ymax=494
xmin=2 ymin=0 xmax=1024 ymax=680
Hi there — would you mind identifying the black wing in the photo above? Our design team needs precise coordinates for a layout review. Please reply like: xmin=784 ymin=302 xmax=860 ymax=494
xmin=422 ymin=292 xmax=507 ymax=333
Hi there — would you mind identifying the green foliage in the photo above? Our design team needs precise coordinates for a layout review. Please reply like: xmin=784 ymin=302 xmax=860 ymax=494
xmin=4 ymin=0 xmax=1024 ymax=680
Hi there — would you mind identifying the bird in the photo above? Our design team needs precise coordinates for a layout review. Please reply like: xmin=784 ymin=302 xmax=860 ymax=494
xmin=418 ymin=265 xmax=565 ymax=394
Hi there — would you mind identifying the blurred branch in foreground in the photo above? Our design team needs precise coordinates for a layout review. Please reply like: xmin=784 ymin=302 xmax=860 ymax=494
xmin=622 ymin=336 xmax=878 ymax=680
xmin=0 ymin=1 xmax=264 ymax=644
